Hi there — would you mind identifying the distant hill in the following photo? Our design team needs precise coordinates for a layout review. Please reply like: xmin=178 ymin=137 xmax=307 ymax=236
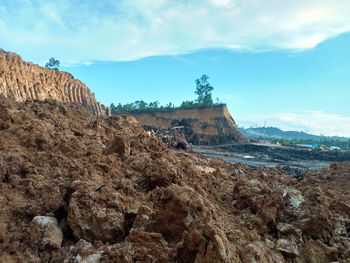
xmin=238 ymin=127 xmax=349 ymax=142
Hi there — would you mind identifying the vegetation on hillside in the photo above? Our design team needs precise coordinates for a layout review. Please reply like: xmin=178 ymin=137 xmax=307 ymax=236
xmin=45 ymin=57 xmax=60 ymax=70
xmin=110 ymin=75 xmax=223 ymax=114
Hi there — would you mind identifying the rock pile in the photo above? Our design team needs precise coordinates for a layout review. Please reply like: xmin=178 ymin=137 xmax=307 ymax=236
xmin=0 ymin=96 xmax=349 ymax=262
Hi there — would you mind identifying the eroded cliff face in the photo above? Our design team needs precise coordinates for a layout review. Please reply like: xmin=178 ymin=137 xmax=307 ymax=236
xmin=131 ymin=105 xmax=247 ymax=145
xmin=0 ymin=49 xmax=104 ymax=115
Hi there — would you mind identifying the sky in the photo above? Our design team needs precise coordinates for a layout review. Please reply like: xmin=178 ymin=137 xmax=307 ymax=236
xmin=1 ymin=0 xmax=350 ymax=136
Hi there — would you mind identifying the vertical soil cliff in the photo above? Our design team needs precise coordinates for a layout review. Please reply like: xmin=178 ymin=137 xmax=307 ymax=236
xmin=130 ymin=105 xmax=247 ymax=145
xmin=0 ymin=49 xmax=104 ymax=115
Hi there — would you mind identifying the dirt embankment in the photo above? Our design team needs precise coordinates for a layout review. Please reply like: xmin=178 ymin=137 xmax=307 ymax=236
xmin=129 ymin=105 xmax=247 ymax=145
xmin=0 ymin=96 xmax=349 ymax=262
xmin=0 ymin=49 xmax=105 ymax=115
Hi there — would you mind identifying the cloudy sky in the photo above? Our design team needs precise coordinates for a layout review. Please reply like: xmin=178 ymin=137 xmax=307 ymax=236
xmin=1 ymin=0 xmax=350 ymax=136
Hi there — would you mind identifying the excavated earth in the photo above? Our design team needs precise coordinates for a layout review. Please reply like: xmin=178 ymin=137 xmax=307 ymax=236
xmin=0 ymin=95 xmax=350 ymax=263
xmin=142 ymin=125 xmax=190 ymax=150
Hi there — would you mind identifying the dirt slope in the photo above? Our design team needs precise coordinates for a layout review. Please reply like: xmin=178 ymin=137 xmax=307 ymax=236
xmin=0 ymin=49 xmax=105 ymax=115
xmin=0 ymin=96 xmax=349 ymax=262
xmin=130 ymin=105 xmax=247 ymax=145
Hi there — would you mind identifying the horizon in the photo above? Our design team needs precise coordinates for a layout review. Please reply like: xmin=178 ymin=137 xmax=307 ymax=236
xmin=1 ymin=0 xmax=350 ymax=136
xmin=238 ymin=126 xmax=350 ymax=139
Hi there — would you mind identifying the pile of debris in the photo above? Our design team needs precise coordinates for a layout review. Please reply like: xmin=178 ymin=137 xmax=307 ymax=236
xmin=142 ymin=125 xmax=190 ymax=150
xmin=0 ymin=96 xmax=349 ymax=262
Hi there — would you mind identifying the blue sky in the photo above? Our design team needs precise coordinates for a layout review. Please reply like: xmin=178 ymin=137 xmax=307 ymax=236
xmin=1 ymin=0 xmax=350 ymax=136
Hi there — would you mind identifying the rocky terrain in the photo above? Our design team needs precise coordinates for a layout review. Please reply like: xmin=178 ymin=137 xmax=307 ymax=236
xmin=0 ymin=95 xmax=349 ymax=262
xmin=129 ymin=105 xmax=247 ymax=145
xmin=0 ymin=49 xmax=105 ymax=115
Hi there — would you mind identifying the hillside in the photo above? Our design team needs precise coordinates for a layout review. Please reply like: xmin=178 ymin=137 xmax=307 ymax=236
xmin=0 ymin=96 xmax=350 ymax=262
xmin=129 ymin=105 xmax=247 ymax=145
xmin=0 ymin=49 xmax=105 ymax=115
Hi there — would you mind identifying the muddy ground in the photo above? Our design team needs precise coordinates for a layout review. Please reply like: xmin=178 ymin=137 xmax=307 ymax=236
xmin=193 ymin=143 xmax=350 ymax=170
xmin=0 ymin=96 xmax=349 ymax=262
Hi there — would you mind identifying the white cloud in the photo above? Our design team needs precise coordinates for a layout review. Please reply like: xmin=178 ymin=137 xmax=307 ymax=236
xmin=237 ymin=111 xmax=350 ymax=137
xmin=209 ymin=0 xmax=234 ymax=7
xmin=1 ymin=0 xmax=350 ymax=64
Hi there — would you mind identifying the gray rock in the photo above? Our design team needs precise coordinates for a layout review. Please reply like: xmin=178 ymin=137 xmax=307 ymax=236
xmin=31 ymin=216 xmax=63 ymax=250
xmin=276 ymin=238 xmax=299 ymax=257
xmin=283 ymin=188 xmax=304 ymax=208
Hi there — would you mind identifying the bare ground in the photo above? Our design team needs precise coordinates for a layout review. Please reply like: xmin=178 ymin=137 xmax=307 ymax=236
xmin=0 ymin=96 xmax=349 ymax=262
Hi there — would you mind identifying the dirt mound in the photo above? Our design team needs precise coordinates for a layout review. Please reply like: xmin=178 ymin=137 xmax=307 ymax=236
xmin=0 ymin=96 xmax=349 ymax=262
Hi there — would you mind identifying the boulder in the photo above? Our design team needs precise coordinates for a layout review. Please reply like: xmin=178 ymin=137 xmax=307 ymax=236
xmin=276 ymin=238 xmax=299 ymax=257
xmin=31 ymin=216 xmax=63 ymax=250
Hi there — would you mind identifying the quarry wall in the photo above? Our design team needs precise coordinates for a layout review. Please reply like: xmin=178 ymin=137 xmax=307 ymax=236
xmin=131 ymin=105 xmax=247 ymax=145
xmin=0 ymin=49 xmax=104 ymax=115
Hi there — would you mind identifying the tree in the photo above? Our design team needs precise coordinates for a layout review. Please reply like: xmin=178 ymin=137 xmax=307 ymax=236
xmin=180 ymin=100 xmax=195 ymax=109
xmin=149 ymin=101 xmax=160 ymax=109
xmin=110 ymin=103 xmax=117 ymax=113
xmin=45 ymin=57 xmax=60 ymax=70
xmin=195 ymin=75 xmax=214 ymax=105
xmin=165 ymin=102 xmax=175 ymax=109
xmin=215 ymin=97 xmax=222 ymax=104
xmin=133 ymin=100 xmax=148 ymax=110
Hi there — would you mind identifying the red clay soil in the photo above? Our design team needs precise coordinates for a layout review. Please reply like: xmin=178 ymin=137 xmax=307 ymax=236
xmin=0 ymin=96 xmax=349 ymax=262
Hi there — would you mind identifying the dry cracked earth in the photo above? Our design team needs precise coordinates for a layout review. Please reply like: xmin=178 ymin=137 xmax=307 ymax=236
xmin=0 ymin=96 xmax=349 ymax=262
